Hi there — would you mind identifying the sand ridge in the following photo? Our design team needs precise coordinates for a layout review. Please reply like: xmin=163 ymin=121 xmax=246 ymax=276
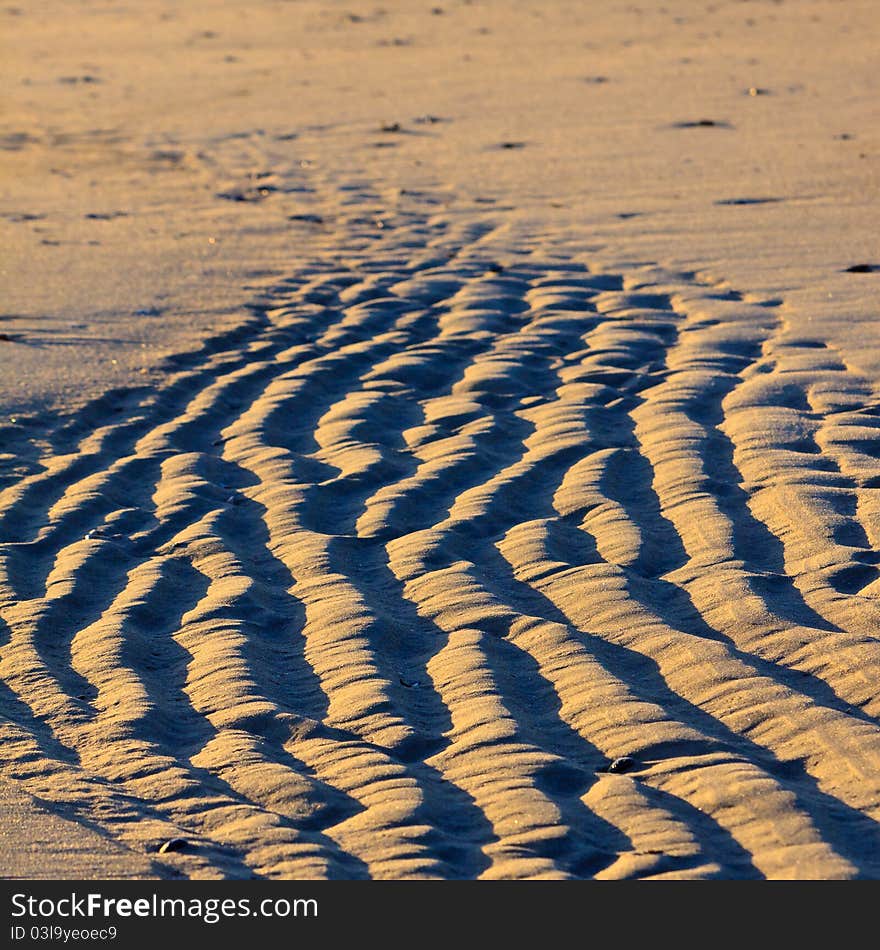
xmin=2 ymin=178 xmax=880 ymax=878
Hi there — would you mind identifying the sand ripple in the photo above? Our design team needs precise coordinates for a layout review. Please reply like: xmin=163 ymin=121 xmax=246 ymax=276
xmin=3 ymin=202 xmax=880 ymax=879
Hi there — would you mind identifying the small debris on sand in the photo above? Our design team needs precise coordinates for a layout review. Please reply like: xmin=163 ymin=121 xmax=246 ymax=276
xmin=158 ymin=838 xmax=189 ymax=854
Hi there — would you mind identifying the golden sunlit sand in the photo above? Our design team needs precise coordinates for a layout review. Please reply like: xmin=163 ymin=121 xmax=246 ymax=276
xmin=1 ymin=0 xmax=879 ymax=879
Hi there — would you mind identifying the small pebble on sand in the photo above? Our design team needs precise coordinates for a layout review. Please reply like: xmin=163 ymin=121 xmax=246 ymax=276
xmin=158 ymin=838 xmax=189 ymax=854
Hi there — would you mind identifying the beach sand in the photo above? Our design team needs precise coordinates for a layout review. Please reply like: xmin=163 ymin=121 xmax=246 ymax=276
xmin=1 ymin=0 xmax=879 ymax=879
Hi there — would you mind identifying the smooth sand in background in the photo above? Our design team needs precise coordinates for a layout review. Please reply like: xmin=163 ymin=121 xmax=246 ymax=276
xmin=1 ymin=0 xmax=880 ymax=878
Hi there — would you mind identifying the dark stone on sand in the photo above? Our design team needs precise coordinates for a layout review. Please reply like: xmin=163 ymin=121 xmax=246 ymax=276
xmin=607 ymin=755 xmax=636 ymax=774
xmin=845 ymin=264 xmax=878 ymax=273
xmin=380 ymin=122 xmax=403 ymax=133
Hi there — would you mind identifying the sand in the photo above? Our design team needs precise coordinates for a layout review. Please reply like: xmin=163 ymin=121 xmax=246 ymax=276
xmin=1 ymin=0 xmax=879 ymax=879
